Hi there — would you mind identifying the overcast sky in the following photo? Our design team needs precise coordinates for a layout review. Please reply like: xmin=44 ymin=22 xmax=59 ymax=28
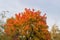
xmin=0 ymin=0 xmax=60 ymax=31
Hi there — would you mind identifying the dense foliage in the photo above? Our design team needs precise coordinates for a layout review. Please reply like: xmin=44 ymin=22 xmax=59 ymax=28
xmin=4 ymin=8 xmax=51 ymax=40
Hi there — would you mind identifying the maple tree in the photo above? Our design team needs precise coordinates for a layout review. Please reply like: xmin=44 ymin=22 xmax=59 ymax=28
xmin=4 ymin=8 xmax=51 ymax=40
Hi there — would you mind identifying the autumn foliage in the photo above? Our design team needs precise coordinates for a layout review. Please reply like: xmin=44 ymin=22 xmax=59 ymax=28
xmin=4 ymin=8 xmax=51 ymax=40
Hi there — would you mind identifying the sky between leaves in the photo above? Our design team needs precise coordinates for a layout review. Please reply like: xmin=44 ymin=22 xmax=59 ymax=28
xmin=0 ymin=0 xmax=60 ymax=31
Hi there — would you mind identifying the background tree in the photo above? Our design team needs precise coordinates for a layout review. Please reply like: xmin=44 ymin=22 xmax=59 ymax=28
xmin=4 ymin=8 xmax=51 ymax=40
xmin=51 ymin=24 xmax=60 ymax=40
xmin=0 ymin=11 xmax=9 ymax=40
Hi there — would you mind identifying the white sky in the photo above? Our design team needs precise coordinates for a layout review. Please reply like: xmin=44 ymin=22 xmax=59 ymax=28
xmin=0 ymin=0 xmax=60 ymax=31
